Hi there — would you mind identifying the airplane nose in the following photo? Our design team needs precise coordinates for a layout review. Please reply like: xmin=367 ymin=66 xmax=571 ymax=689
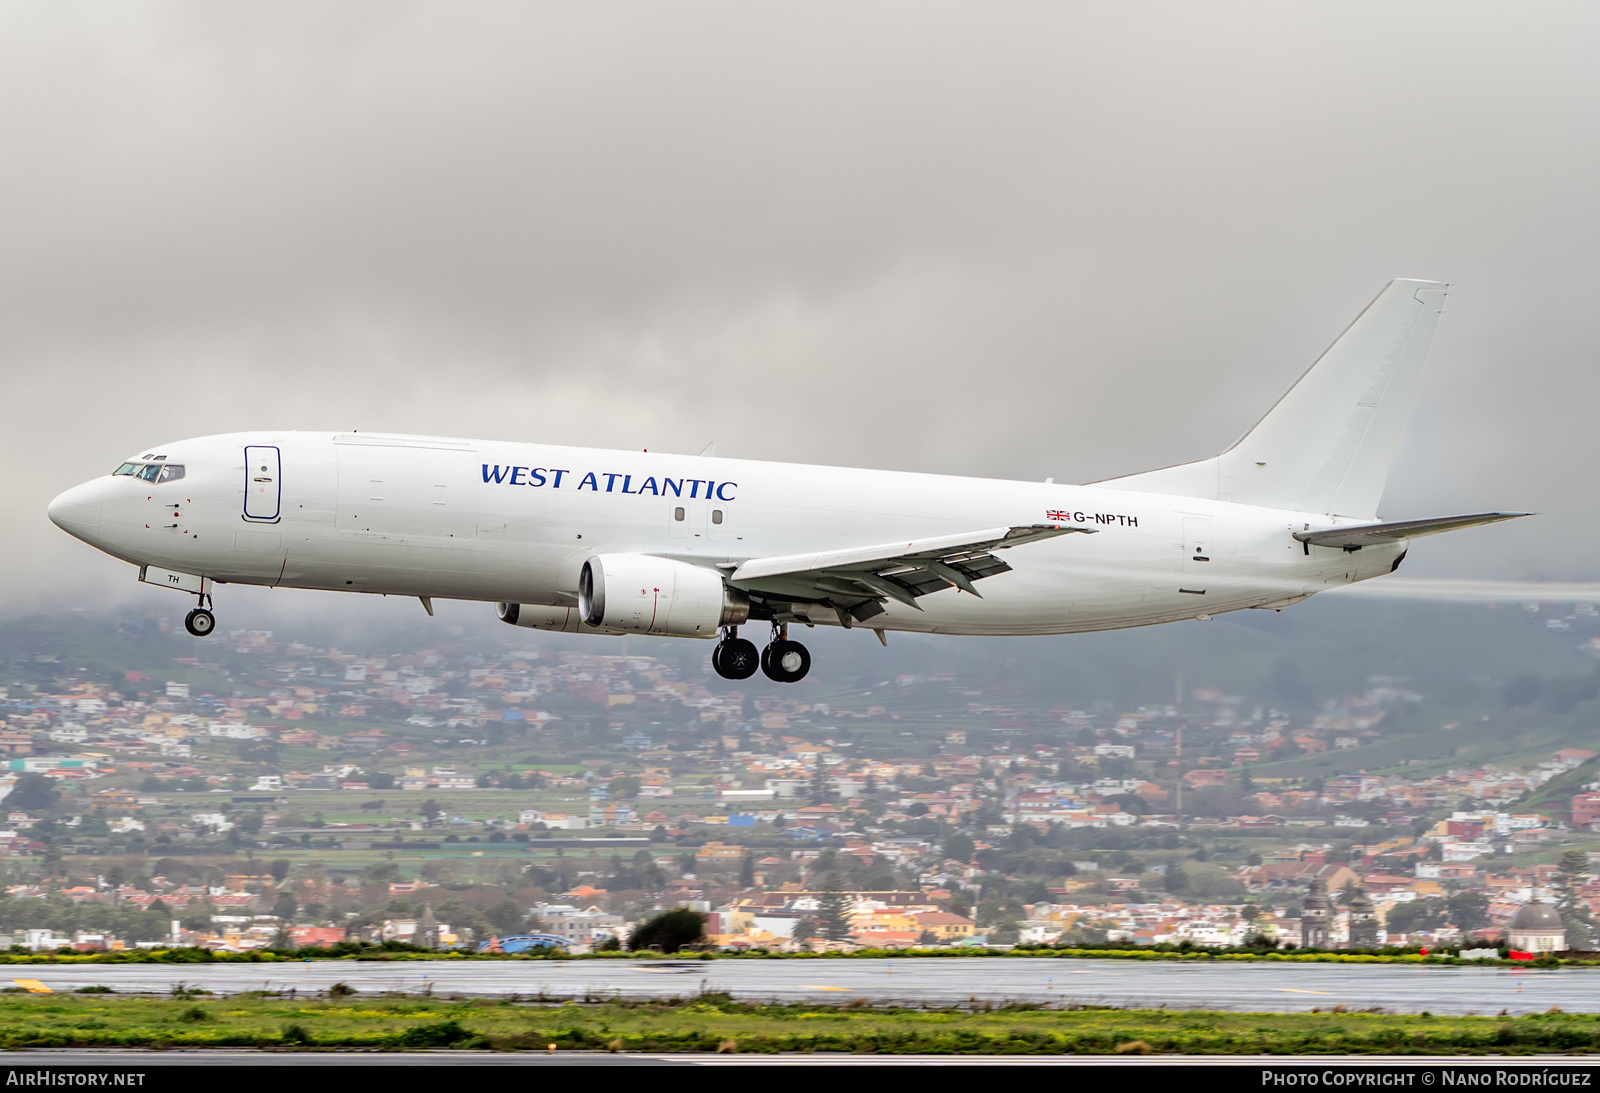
xmin=48 ymin=479 xmax=104 ymax=537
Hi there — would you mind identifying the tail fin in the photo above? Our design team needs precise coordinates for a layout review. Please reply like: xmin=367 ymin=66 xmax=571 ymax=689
xmin=1097 ymin=279 xmax=1448 ymax=517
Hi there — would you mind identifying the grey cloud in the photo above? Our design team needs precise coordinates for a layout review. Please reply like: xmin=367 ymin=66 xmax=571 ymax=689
xmin=6 ymin=1 xmax=1600 ymax=613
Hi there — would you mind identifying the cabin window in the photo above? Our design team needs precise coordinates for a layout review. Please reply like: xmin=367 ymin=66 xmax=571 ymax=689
xmin=711 ymin=509 xmax=723 ymax=525
xmin=155 ymin=464 xmax=186 ymax=484
xmin=674 ymin=506 xmax=685 ymax=521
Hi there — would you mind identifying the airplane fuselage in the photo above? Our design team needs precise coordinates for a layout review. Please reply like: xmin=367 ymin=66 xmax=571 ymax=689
xmin=48 ymin=430 xmax=1402 ymax=637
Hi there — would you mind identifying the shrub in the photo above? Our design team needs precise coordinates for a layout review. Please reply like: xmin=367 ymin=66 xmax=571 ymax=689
xmin=392 ymin=1020 xmax=475 ymax=1048
xmin=328 ymin=982 xmax=357 ymax=999
xmin=281 ymin=1023 xmax=315 ymax=1045
xmin=626 ymin=908 xmax=706 ymax=953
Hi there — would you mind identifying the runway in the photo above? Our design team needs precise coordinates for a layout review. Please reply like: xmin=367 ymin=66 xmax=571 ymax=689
xmin=1 ymin=957 xmax=1592 ymax=1015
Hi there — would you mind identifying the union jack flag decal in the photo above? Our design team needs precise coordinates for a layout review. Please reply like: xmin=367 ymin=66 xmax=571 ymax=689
xmin=1045 ymin=510 xmax=1069 ymax=522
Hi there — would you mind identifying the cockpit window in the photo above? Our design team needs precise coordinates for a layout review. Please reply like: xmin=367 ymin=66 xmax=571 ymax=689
xmin=155 ymin=465 xmax=185 ymax=483
xmin=136 ymin=463 xmax=162 ymax=481
xmin=113 ymin=463 xmax=140 ymax=476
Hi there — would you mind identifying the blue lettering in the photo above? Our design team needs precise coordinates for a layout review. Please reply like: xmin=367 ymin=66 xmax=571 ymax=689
xmin=638 ymin=476 xmax=659 ymax=495
xmin=603 ymin=472 xmax=621 ymax=493
xmin=529 ymin=468 xmax=548 ymax=487
xmin=716 ymin=481 xmax=737 ymax=501
xmin=551 ymin=469 xmax=569 ymax=488
xmin=621 ymin=474 xmax=635 ymax=494
xmin=482 ymin=464 xmax=509 ymax=484
xmin=510 ymin=467 xmax=528 ymax=486
xmin=662 ymin=478 xmax=683 ymax=497
xmin=689 ymin=479 xmax=704 ymax=499
xmin=577 ymin=472 xmax=599 ymax=491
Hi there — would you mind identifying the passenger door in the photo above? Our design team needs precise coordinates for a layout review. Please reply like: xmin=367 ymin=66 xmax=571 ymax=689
xmin=243 ymin=446 xmax=281 ymax=522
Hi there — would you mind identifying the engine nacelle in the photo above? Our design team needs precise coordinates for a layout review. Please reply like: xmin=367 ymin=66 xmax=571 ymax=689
xmin=578 ymin=554 xmax=748 ymax=636
xmin=495 ymin=602 xmax=586 ymax=633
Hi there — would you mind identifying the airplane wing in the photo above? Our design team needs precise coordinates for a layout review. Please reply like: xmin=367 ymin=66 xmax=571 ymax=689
xmin=1293 ymin=511 xmax=1531 ymax=551
xmin=727 ymin=524 xmax=1090 ymax=625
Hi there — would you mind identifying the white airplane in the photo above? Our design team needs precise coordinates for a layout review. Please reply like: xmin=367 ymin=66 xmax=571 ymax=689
xmin=48 ymin=279 xmax=1527 ymax=684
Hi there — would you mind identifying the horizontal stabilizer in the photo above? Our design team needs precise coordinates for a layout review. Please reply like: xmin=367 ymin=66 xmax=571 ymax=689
xmin=1330 ymin=577 xmax=1600 ymax=603
xmin=1294 ymin=511 xmax=1531 ymax=551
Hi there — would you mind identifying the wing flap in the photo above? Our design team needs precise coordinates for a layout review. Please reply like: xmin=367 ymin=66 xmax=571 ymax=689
xmin=729 ymin=523 xmax=1092 ymax=620
xmin=729 ymin=524 xmax=1087 ymax=583
xmin=1294 ymin=511 xmax=1531 ymax=550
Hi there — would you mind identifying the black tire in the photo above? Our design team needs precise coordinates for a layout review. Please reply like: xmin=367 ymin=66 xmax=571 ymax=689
xmin=184 ymin=608 xmax=215 ymax=638
xmin=716 ymin=638 xmax=759 ymax=680
xmin=761 ymin=639 xmax=810 ymax=683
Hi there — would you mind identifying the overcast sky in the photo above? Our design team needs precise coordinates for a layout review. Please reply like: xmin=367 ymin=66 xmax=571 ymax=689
xmin=7 ymin=1 xmax=1599 ymax=618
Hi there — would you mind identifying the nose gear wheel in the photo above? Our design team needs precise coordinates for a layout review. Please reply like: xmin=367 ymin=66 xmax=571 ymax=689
xmin=184 ymin=608 xmax=216 ymax=637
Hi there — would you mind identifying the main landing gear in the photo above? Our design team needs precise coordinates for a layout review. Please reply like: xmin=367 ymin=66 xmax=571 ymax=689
xmin=711 ymin=628 xmax=759 ymax=680
xmin=712 ymin=625 xmax=810 ymax=683
xmin=184 ymin=593 xmax=216 ymax=638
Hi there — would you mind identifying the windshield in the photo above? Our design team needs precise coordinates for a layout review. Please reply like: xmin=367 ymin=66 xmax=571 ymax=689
xmin=114 ymin=462 xmax=185 ymax=483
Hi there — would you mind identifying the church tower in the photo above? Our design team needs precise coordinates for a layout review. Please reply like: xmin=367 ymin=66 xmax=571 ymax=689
xmin=417 ymin=903 xmax=440 ymax=950
xmin=1301 ymin=876 xmax=1329 ymax=949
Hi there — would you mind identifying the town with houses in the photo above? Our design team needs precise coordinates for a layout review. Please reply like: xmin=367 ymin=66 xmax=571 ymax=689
xmin=0 ymin=607 xmax=1594 ymax=956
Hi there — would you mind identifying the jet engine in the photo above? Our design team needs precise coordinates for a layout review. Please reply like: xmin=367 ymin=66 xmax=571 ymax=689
xmin=495 ymin=602 xmax=586 ymax=633
xmin=578 ymin=554 xmax=748 ymax=636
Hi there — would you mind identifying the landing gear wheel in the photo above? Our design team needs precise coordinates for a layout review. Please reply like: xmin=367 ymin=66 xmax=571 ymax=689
xmin=713 ymin=638 xmax=759 ymax=680
xmin=761 ymin=639 xmax=810 ymax=683
xmin=184 ymin=608 xmax=216 ymax=638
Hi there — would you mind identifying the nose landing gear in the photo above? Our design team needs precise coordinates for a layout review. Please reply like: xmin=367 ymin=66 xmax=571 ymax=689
xmin=711 ymin=628 xmax=759 ymax=680
xmin=184 ymin=593 xmax=216 ymax=638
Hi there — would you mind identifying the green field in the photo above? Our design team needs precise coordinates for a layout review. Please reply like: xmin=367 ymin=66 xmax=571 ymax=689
xmin=0 ymin=993 xmax=1596 ymax=1053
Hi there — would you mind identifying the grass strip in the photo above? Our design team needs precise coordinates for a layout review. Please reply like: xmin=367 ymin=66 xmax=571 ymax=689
xmin=0 ymin=994 xmax=1594 ymax=1054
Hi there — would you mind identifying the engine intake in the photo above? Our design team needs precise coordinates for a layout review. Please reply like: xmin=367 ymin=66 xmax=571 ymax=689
xmin=578 ymin=554 xmax=748 ymax=636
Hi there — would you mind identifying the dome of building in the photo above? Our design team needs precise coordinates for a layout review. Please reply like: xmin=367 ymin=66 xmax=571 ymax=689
xmin=1509 ymin=901 xmax=1563 ymax=930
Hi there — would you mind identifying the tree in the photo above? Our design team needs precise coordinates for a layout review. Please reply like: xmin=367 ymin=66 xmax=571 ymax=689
xmin=1164 ymin=861 xmax=1189 ymax=894
xmin=816 ymin=884 xmax=853 ymax=942
xmin=1386 ymin=897 xmax=1447 ymax=936
xmin=609 ymin=776 xmax=641 ymax=799
xmin=626 ymin=907 xmax=706 ymax=952
xmin=791 ymin=918 xmax=819 ymax=949
xmin=809 ymin=763 xmax=829 ymax=805
xmin=1554 ymin=849 xmax=1598 ymax=949
xmin=738 ymin=854 xmax=755 ymax=887
xmin=484 ymin=900 xmax=526 ymax=936
xmin=269 ymin=859 xmax=291 ymax=882
xmin=369 ymin=772 xmax=395 ymax=790
xmin=1447 ymin=890 xmax=1491 ymax=933
xmin=271 ymin=892 xmax=298 ymax=920
xmin=943 ymin=833 xmax=975 ymax=864
xmin=9 ymin=774 xmax=58 ymax=813
xmin=419 ymin=799 xmax=441 ymax=822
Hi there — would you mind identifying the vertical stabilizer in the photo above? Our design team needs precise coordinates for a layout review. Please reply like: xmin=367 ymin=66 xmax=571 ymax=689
xmin=1097 ymin=279 xmax=1448 ymax=518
